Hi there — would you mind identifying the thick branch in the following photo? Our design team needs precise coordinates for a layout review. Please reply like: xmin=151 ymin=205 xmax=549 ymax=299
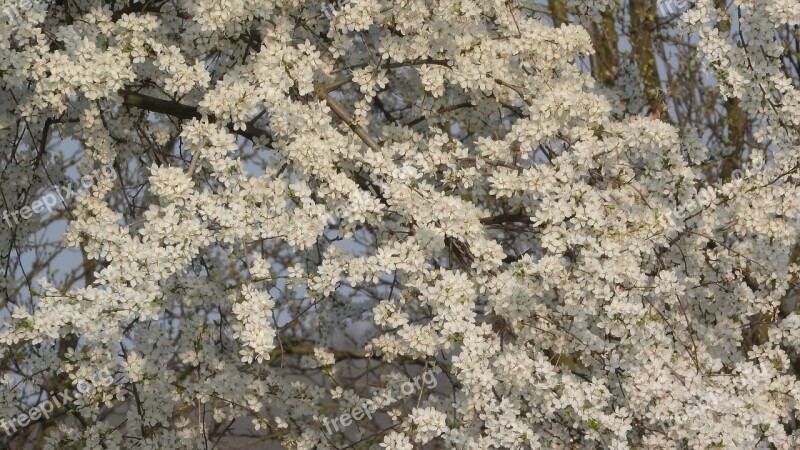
xmin=479 ymin=213 xmax=532 ymax=225
xmin=119 ymin=90 xmax=270 ymax=142
xmin=320 ymin=92 xmax=382 ymax=153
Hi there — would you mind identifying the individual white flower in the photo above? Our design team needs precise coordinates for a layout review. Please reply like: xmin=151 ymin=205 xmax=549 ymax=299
xmin=380 ymin=431 xmax=413 ymax=450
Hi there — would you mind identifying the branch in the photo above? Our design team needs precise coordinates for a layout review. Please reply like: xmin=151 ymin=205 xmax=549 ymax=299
xmin=119 ymin=90 xmax=271 ymax=142
xmin=479 ymin=213 xmax=532 ymax=225
xmin=320 ymin=92 xmax=382 ymax=153
xmin=404 ymin=101 xmax=474 ymax=127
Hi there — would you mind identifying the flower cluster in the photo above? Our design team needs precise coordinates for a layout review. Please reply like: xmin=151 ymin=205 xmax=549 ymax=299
xmin=1 ymin=0 xmax=800 ymax=448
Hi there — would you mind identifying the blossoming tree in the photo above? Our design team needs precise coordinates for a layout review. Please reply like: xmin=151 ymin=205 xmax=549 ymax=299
xmin=2 ymin=0 xmax=800 ymax=448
